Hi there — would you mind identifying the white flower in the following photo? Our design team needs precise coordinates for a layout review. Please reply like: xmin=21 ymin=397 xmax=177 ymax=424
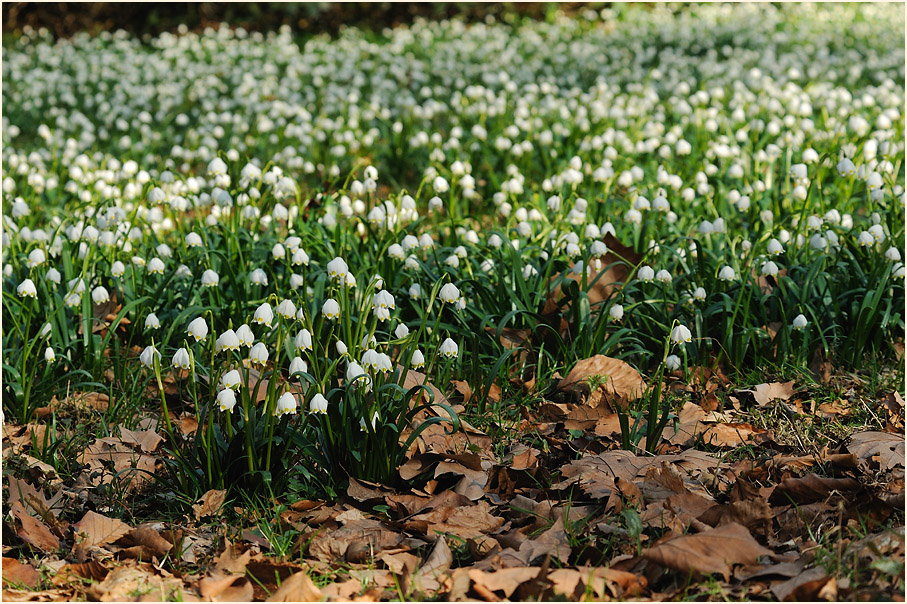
xmin=609 ymin=304 xmax=624 ymax=321
xmin=249 ymin=342 xmax=269 ymax=365
xmin=275 ymin=392 xmax=298 ymax=416
xmin=208 ymin=157 xmax=228 ymax=176
xmin=295 ymin=329 xmax=313 ymax=351
xmin=868 ymin=224 xmax=886 ymax=244
xmin=215 ymin=329 xmax=239 ymax=352
xmin=249 ymin=268 xmax=268 ymax=286
xmin=836 ymin=158 xmax=856 ymax=177
xmin=395 ymin=323 xmax=410 ymax=339
xmin=145 ymin=313 xmax=160 ymax=330
xmin=140 ymin=345 xmax=160 ymax=369
xmin=17 ymin=278 xmax=37 ymax=298
xmin=27 ymin=248 xmax=46 ymax=268
xmin=272 ymin=243 xmax=286 ymax=260
xmin=172 ymin=347 xmax=191 ymax=370
xmin=187 ymin=317 xmax=208 ymax=342
xmin=692 ymin=287 xmax=707 ymax=302
xmin=655 ymin=270 xmax=672 ymax=284
xmin=359 ymin=411 xmax=379 ymax=432
xmin=45 ymin=267 xmax=61 ymax=284
xmin=857 ymin=231 xmax=875 ymax=247
xmin=718 ymin=266 xmax=736 ymax=281
xmin=201 ymin=269 xmax=219 ymax=287
xmin=346 ymin=361 xmax=371 ymax=390
xmin=439 ymin=338 xmax=459 ymax=358
xmin=253 ymin=303 xmax=274 ymax=327
xmin=220 ymin=369 xmax=242 ymax=390
xmin=44 ymin=347 xmax=55 ymax=363
xmin=217 ymin=389 xmax=237 ymax=413
xmin=148 ymin=258 xmax=165 ymax=274
xmin=292 ymin=248 xmax=309 ymax=266
xmin=336 ymin=340 xmax=348 ymax=356
xmin=327 ymin=257 xmax=349 ymax=281
xmin=185 ymin=232 xmax=204 ymax=247
xmin=322 ymin=298 xmax=340 ymax=320
xmin=308 ymin=393 xmax=328 ymax=414
xmin=761 ymin=261 xmax=780 ymax=276
xmin=64 ymin=292 xmax=81 ymax=307
xmin=433 ymin=176 xmax=449 ymax=193
xmin=867 ymin=172 xmax=884 ymax=191
xmin=767 ymin=239 xmax=784 ymax=256
xmin=637 ymin=266 xmax=655 ymax=282
xmin=409 ymin=283 xmax=422 ymax=299
xmin=792 ymin=314 xmax=808 ymax=330
xmin=671 ymin=324 xmax=692 ymax=344
xmin=373 ymin=290 xmax=395 ymax=311
xmin=276 ymin=299 xmax=297 ymax=320
xmin=665 ymin=354 xmax=681 ymax=371
xmin=90 ymin=286 xmax=109 ymax=305
xmin=410 ymin=349 xmax=425 ymax=368
xmin=289 ymin=356 xmax=308 ymax=376
xmin=236 ymin=324 xmax=254 ymax=347
xmin=388 ymin=244 xmax=405 ymax=260
xmin=885 ymin=247 xmax=901 ymax=262
xmin=440 ymin=283 xmax=460 ymax=304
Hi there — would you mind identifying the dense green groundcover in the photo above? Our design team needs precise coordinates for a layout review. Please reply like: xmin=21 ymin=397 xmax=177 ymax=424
xmin=2 ymin=3 xmax=904 ymax=502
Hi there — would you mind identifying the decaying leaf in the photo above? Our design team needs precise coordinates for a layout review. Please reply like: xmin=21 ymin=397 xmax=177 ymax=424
xmin=2 ymin=558 xmax=41 ymax=589
xmin=558 ymin=355 xmax=646 ymax=402
xmin=192 ymin=489 xmax=228 ymax=520
xmin=642 ymin=522 xmax=772 ymax=580
xmin=72 ymin=511 xmax=131 ymax=561
xmin=745 ymin=381 xmax=796 ymax=406
xmin=266 ymin=571 xmax=322 ymax=602
xmin=8 ymin=502 xmax=59 ymax=553
xmin=847 ymin=431 xmax=905 ymax=471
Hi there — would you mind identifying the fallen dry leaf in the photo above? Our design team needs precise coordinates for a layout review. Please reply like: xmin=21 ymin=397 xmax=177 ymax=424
xmin=558 ymin=355 xmax=646 ymax=402
xmin=192 ymin=489 xmax=228 ymax=520
xmin=467 ymin=567 xmax=540 ymax=599
xmin=642 ymin=522 xmax=772 ymax=581
xmin=87 ymin=565 xmax=190 ymax=602
xmin=265 ymin=571 xmax=322 ymax=602
xmin=8 ymin=502 xmax=59 ymax=553
xmin=72 ymin=511 xmax=131 ymax=561
xmin=115 ymin=526 xmax=173 ymax=560
xmin=768 ymin=474 xmax=861 ymax=505
xmin=746 ymin=381 xmax=796 ymax=406
xmin=198 ymin=574 xmax=254 ymax=601
xmin=847 ymin=431 xmax=905 ymax=471
xmin=2 ymin=558 xmax=41 ymax=589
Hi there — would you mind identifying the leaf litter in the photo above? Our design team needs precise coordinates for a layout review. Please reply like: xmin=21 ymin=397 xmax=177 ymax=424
xmin=2 ymin=358 xmax=903 ymax=601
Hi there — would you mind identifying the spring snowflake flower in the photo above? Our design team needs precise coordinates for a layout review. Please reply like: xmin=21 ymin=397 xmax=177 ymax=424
xmin=346 ymin=361 xmax=371 ymax=390
xmin=253 ymin=303 xmax=274 ymax=327
xmin=761 ymin=261 xmax=780 ymax=276
xmin=791 ymin=314 xmax=808 ymax=330
xmin=44 ymin=347 xmax=55 ymax=364
xmin=609 ymin=304 xmax=624 ymax=321
xmin=671 ymin=324 xmax=692 ymax=344
xmin=140 ymin=345 xmax=160 ymax=369
xmin=27 ymin=248 xmax=46 ymax=268
xmin=172 ymin=348 xmax=191 ymax=370
xmin=187 ymin=317 xmax=208 ymax=342
xmin=395 ymin=323 xmax=410 ymax=339
xmin=404 ymin=255 xmax=420 ymax=271
xmin=236 ymin=324 xmax=254 ymax=348
xmin=692 ymin=287 xmax=707 ymax=302
xmin=272 ymin=243 xmax=285 ymax=260
xmin=295 ymin=329 xmax=312 ymax=351
xmin=249 ymin=268 xmax=268 ymax=286
xmin=64 ymin=292 xmax=81 ymax=307
xmin=220 ymin=369 xmax=241 ymax=390
xmin=388 ymin=244 xmax=405 ymax=260
xmin=145 ymin=313 xmax=160 ymax=330
xmin=289 ymin=356 xmax=308 ymax=376
xmin=276 ymin=299 xmax=297 ymax=320
xmin=655 ymin=270 xmax=672 ymax=284
xmin=359 ymin=411 xmax=379 ymax=432
xmin=45 ymin=267 xmax=61 ymax=284
xmin=439 ymin=338 xmax=459 ymax=359
xmin=111 ymin=261 xmax=126 ymax=277
xmin=665 ymin=354 xmax=682 ymax=371
xmin=440 ymin=283 xmax=460 ymax=304
xmin=410 ymin=349 xmax=426 ymax=369
xmin=201 ymin=270 xmax=219 ymax=287
xmin=837 ymin=158 xmax=856 ymax=177
xmin=291 ymin=249 xmax=309 ymax=266
xmin=148 ymin=258 xmax=165 ymax=274
xmin=433 ymin=176 xmax=449 ymax=193
xmin=857 ymin=231 xmax=875 ymax=247
xmin=361 ymin=348 xmax=380 ymax=371
xmin=327 ymin=257 xmax=349 ymax=281
xmin=637 ymin=266 xmax=655 ymax=282
xmin=409 ymin=283 xmax=422 ymax=299
xmin=275 ymin=392 xmax=298 ymax=416
xmin=308 ymin=393 xmax=328 ymax=414
xmin=207 ymin=157 xmax=228 ymax=176
xmin=322 ymin=299 xmax=340 ymax=320
xmin=217 ymin=388 xmax=237 ymax=413
xmin=185 ymin=232 xmax=204 ymax=248
xmin=767 ymin=239 xmax=784 ymax=256
xmin=718 ymin=266 xmax=736 ymax=281
xmin=868 ymin=224 xmax=886 ymax=244
xmin=885 ymin=247 xmax=901 ymax=262
xmin=335 ymin=340 xmax=348 ymax=356
xmin=215 ymin=329 xmax=239 ymax=352
xmin=249 ymin=342 xmax=269 ymax=365
xmin=17 ymin=279 xmax=37 ymax=298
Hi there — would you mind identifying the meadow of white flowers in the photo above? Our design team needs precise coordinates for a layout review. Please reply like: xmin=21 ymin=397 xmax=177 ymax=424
xmin=3 ymin=3 xmax=904 ymax=489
